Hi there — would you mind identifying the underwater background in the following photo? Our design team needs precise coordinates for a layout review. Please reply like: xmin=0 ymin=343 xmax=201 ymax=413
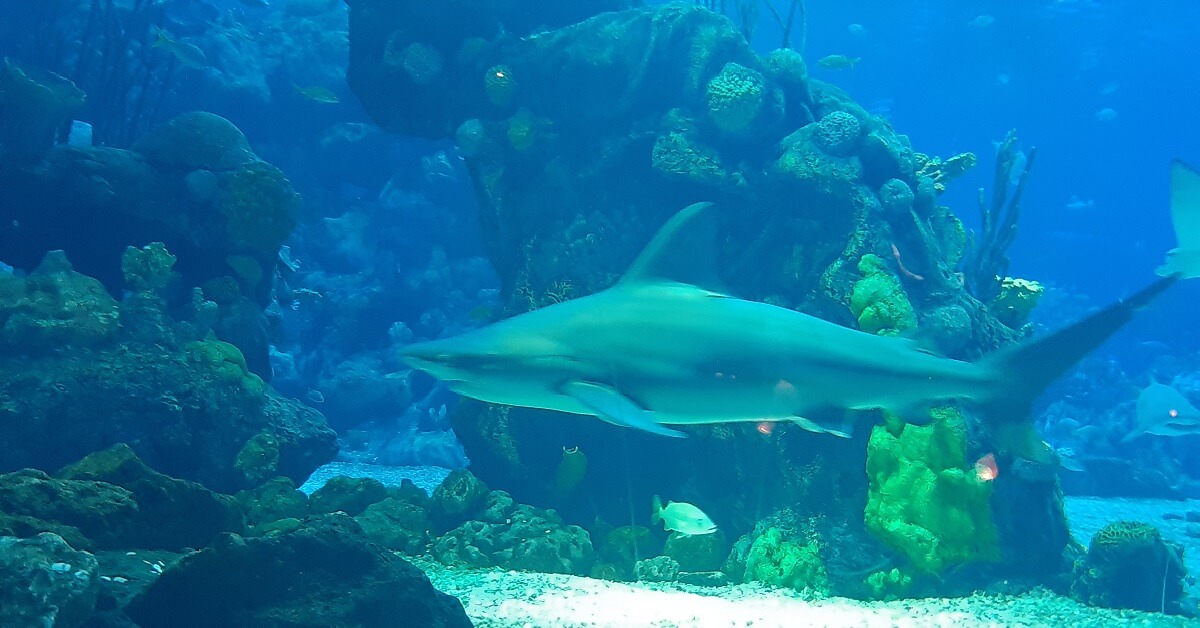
xmin=1 ymin=0 xmax=1199 ymax=625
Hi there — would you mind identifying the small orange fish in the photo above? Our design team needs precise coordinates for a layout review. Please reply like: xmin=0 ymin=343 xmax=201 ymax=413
xmin=975 ymin=453 xmax=999 ymax=482
xmin=756 ymin=421 xmax=775 ymax=436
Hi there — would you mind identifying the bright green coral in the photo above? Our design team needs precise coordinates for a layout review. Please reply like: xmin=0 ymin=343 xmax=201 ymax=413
xmin=864 ymin=567 xmax=913 ymax=601
xmin=742 ymin=527 xmax=830 ymax=594
xmin=850 ymin=253 xmax=917 ymax=335
xmin=864 ymin=407 xmax=999 ymax=573
xmin=705 ymin=62 xmax=767 ymax=134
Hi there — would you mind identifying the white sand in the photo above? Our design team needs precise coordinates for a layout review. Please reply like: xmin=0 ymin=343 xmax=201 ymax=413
xmin=306 ymin=465 xmax=1200 ymax=625
xmin=299 ymin=462 xmax=451 ymax=495
xmin=420 ymin=562 xmax=1192 ymax=628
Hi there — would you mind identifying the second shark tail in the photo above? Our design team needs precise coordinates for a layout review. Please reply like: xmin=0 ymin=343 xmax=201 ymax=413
xmin=1157 ymin=160 xmax=1200 ymax=279
xmin=976 ymin=159 xmax=1200 ymax=461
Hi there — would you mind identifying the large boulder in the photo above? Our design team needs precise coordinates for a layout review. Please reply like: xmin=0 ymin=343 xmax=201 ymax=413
xmin=125 ymin=514 xmax=472 ymax=628
xmin=0 ymin=533 xmax=100 ymax=628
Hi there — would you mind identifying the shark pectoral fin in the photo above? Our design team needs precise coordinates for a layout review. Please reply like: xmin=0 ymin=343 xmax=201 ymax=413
xmin=892 ymin=403 xmax=936 ymax=427
xmin=789 ymin=414 xmax=854 ymax=438
xmin=561 ymin=382 xmax=686 ymax=438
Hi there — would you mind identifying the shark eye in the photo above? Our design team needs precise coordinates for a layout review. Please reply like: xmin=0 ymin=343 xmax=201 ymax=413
xmin=1169 ymin=408 xmax=1179 ymax=418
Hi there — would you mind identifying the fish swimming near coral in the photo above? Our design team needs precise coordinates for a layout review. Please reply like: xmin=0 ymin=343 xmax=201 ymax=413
xmin=152 ymin=28 xmax=207 ymax=70
xmin=651 ymin=496 xmax=716 ymax=536
xmin=818 ymin=54 xmax=860 ymax=70
xmin=398 ymin=165 xmax=1200 ymax=459
xmin=1123 ymin=382 xmax=1200 ymax=441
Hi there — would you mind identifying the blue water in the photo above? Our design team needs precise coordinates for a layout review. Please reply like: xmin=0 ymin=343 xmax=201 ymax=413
xmin=2 ymin=0 xmax=1199 ymax=622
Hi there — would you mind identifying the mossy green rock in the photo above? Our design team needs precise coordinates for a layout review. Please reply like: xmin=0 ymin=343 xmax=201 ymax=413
xmin=234 ymin=431 xmax=282 ymax=485
xmin=237 ymin=477 xmax=308 ymax=528
xmin=0 ymin=469 xmax=138 ymax=549
xmin=355 ymin=497 xmax=431 ymax=554
xmin=309 ymin=476 xmax=389 ymax=517
xmin=0 ymin=251 xmax=119 ymax=352
xmin=124 ymin=514 xmax=472 ymax=628
xmin=600 ymin=525 xmax=659 ymax=572
xmin=121 ymin=242 xmax=177 ymax=293
xmin=663 ymin=530 xmax=725 ymax=572
xmin=57 ymin=444 xmax=244 ymax=550
xmin=429 ymin=469 xmax=489 ymax=528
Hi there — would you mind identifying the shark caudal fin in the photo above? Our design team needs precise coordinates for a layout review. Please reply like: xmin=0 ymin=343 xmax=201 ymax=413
xmin=1158 ymin=160 xmax=1200 ymax=279
xmin=975 ymin=160 xmax=1199 ymax=460
xmin=977 ymin=275 xmax=1178 ymax=461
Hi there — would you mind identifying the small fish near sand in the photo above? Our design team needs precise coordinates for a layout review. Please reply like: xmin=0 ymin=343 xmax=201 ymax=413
xmin=295 ymin=85 xmax=340 ymax=104
xmin=152 ymin=28 xmax=207 ymax=70
xmin=651 ymin=495 xmax=717 ymax=536
xmin=818 ymin=54 xmax=861 ymax=70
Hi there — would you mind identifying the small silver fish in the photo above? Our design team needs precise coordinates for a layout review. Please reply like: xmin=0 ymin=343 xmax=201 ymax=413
xmin=295 ymin=85 xmax=339 ymax=104
xmin=651 ymin=495 xmax=716 ymax=536
xmin=818 ymin=54 xmax=860 ymax=70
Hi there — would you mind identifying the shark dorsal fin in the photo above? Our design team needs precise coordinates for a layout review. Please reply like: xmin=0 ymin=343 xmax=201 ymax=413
xmin=619 ymin=201 xmax=727 ymax=292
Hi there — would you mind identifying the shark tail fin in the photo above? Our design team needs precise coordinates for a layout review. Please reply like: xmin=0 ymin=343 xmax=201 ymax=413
xmin=976 ymin=275 xmax=1178 ymax=461
xmin=1158 ymin=160 xmax=1200 ymax=279
xmin=650 ymin=495 xmax=664 ymax=526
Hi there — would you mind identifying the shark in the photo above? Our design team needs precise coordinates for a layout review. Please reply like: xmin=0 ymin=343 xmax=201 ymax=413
xmin=400 ymin=161 xmax=1200 ymax=457
xmin=1124 ymin=381 xmax=1200 ymax=441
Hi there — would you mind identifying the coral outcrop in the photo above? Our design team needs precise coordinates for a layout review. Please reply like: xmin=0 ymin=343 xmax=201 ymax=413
xmin=1071 ymin=520 xmax=1187 ymax=613
xmin=0 ymin=250 xmax=337 ymax=492
xmin=0 ymin=110 xmax=303 ymax=377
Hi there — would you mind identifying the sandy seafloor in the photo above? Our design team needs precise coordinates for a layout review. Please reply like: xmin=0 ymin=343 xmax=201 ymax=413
xmin=304 ymin=463 xmax=1200 ymax=627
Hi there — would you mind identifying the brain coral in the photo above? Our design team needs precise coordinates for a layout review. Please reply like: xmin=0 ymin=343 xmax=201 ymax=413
xmin=132 ymin=111 xmax=254 ymax=172
xmin=813 ymin=111 xmax=863 ymax=158
xmin=455 ymin=119 xmax=488 ymax=158
xmin=484 ymin=65 xmax=515 ymax=107
xmin=402 ymin=42 xmax=444 ymax=85
xmin=705 ymin=62 xmax=768 ymax=134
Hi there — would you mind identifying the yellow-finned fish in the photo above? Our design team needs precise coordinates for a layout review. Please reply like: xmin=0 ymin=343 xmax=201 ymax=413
xmin=153 ymin=28 xmax=207 ymax=70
